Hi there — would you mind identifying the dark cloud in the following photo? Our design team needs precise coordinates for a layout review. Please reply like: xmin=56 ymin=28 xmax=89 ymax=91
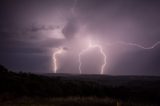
xmin=39 ymin=39 xmax=65 ymax=48
xmin=0 ymin=53 xmax=51 ymax=73
xmin=62 ymin=16 xmax=79 ymax=39
xmin=30 ymin=24 xmax=60 ymax=32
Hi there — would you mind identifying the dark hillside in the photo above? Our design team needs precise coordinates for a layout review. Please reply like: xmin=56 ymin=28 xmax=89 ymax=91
xmin=0 ymin=65 xmax=160 ymax=104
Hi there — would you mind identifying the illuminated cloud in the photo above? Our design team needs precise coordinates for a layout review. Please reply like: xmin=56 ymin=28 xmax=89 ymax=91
xmin=0 ymin=0 xmax=160 ymax=75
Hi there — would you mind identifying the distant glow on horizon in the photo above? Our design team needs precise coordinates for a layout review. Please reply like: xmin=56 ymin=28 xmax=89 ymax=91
xmin=78 ymin=39 xmax=107 ymax=74
xmin=52 ymin=47 xmax=64 ymax=73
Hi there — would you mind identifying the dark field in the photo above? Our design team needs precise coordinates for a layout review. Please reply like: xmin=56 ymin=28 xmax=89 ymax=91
xmin=0 ymin=97 xmax=158 ymax=106
xmin=0 ymin=65 xmax=160 ymax=106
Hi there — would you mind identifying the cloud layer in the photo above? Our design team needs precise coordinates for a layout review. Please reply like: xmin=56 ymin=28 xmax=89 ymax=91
xmin=0 ymin=0 xmax=160 ymax=75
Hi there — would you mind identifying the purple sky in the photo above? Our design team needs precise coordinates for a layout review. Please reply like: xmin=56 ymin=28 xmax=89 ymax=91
xmin=0 ymin=0 xmax=160 ymax=75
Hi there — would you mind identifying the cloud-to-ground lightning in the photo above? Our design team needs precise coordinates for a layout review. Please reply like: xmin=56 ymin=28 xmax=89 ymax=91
xmin=78 ymin=39 xmax=107 ymax=74
xmin=51 ymin=40 xmax=159 ymax=74
xmin=52 ymin=47 xmax=64 ymax=73
xmin=78 ymin=39 xmax=160 ymax=75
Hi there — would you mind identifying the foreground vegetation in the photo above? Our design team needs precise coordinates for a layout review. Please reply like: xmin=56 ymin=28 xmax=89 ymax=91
xmin=0 ymin=97 xmax=158 ymax=106
xmin=0 ymin=64 xmax=160 ymax=105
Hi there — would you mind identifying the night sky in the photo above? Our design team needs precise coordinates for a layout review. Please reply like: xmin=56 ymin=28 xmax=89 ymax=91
xmin=0 ymin=0 xmax=160 ymax=75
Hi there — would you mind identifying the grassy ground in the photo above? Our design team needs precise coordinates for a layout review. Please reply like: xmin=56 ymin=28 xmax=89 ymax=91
xmin=0 ymin=97 xmax=158 ymax=106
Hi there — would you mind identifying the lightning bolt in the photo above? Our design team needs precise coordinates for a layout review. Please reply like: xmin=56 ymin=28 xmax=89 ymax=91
xmin=51 ymin=39 xmax=159 ymax=74
xmin=112 ymin=41 xmax=160 ymax=50
xmin=78 ymin=39 xmax=107 ymax=74
xmin=78 ymin=39 xmax=160 ymax=75
xmin=52 ymin=47 xmax=64 ymax=73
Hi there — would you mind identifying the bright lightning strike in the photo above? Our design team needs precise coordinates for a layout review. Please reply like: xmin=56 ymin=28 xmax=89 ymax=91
xmin=78 ymin=39 xmax=107 ymax=74
xmin=52 ymin=47 xmax=64 ymax=73
xmin=114 ymin=41 xmax=160 ymax=49
xmin=78 ymin=39 xmax=160 ymax=75
xmin=51 ymin=39 xmax=159 ymax=74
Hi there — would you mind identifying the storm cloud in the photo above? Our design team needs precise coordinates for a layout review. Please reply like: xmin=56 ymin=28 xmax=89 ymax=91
xmin=62 ymin=16 xmax=79 ymax=39
xmin=0 ymin=0 xmax=160 ymax=75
